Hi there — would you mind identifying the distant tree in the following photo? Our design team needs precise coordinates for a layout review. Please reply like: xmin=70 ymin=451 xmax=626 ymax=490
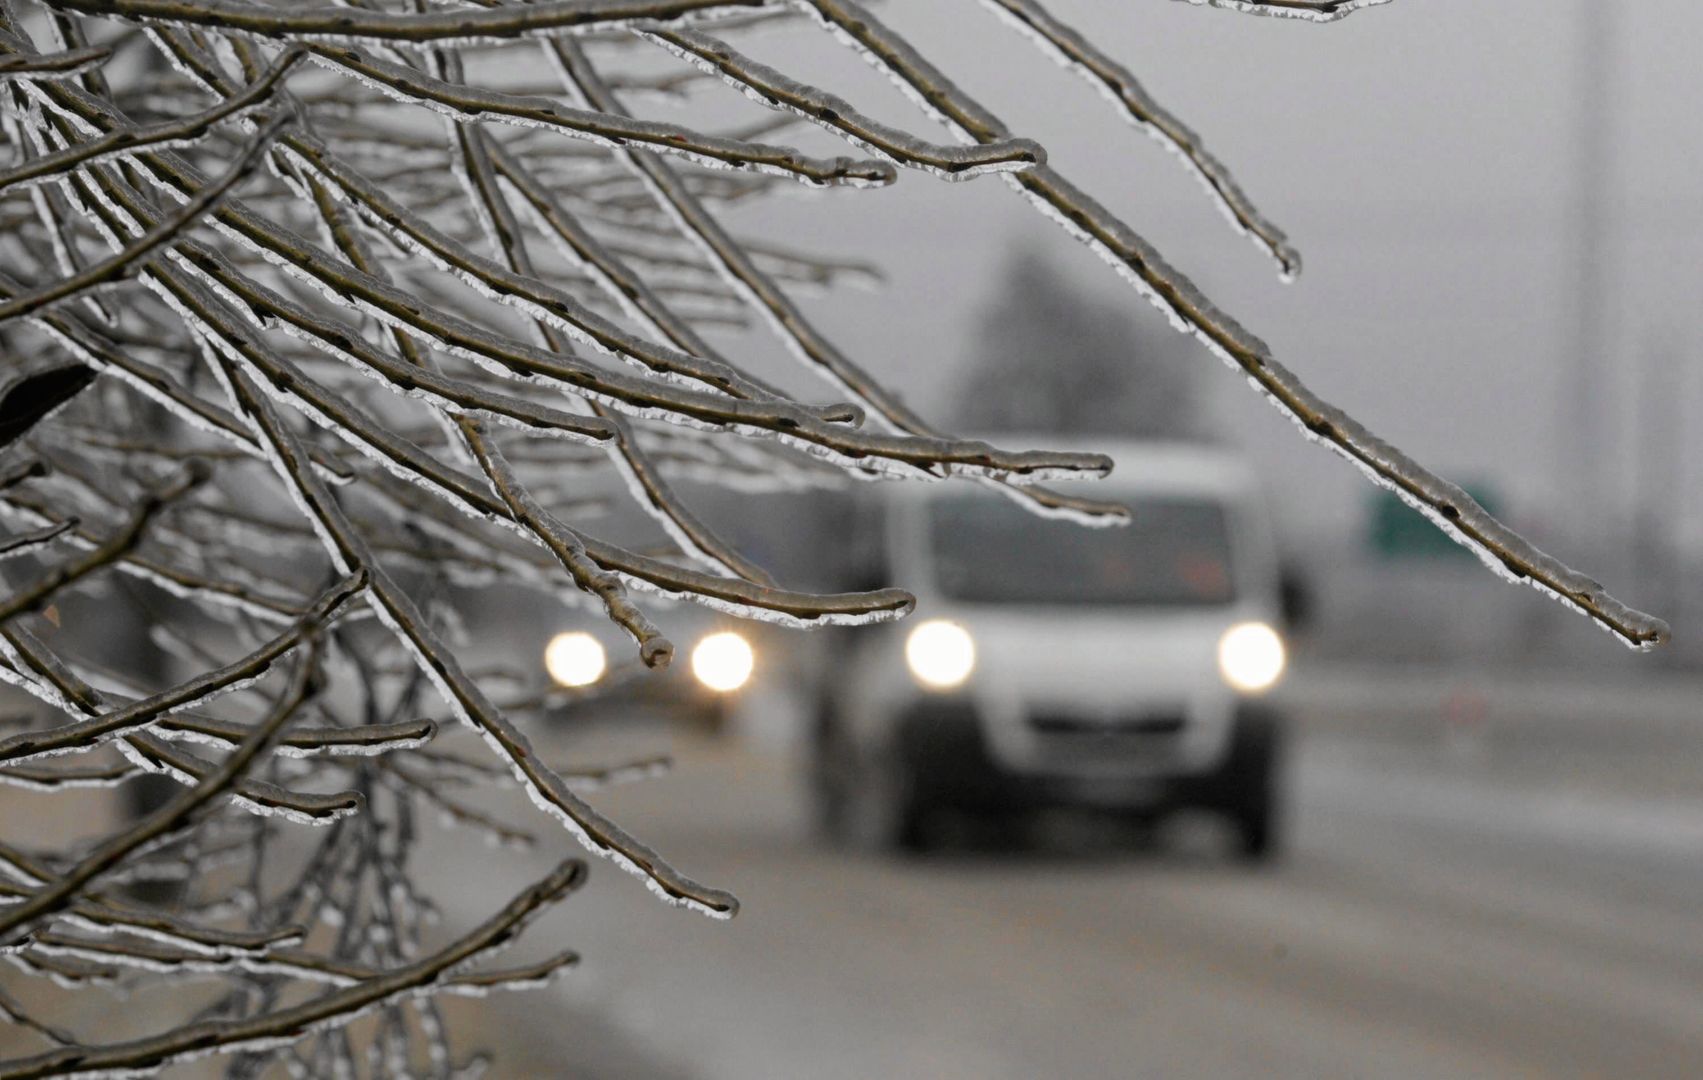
xmin=954 ymin=248 xmax=1201 ymax=438
xmin=0 ymin=0 xmax=1669 ymax=1075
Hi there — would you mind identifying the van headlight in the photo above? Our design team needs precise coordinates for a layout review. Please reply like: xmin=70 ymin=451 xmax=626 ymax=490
xmin=1217 ymin=621 xmax=1285 ymax=694
xmin=545 ymin=631 xmax=606 ymax=688
xmin=906 ymin=619 xmax=975 ymax=690
xmin=691 ymin=631 xmax=754 ymax=693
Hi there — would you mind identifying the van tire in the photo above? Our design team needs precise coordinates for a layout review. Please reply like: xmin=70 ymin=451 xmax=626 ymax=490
xmin=1215 ymin=708 xmax=1284 ymax=863
xmin=820 ymin=731 xmax=928 ymax=854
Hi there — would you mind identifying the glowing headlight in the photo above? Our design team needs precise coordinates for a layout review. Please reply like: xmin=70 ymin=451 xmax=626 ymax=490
xmin=544 ymin=631 xmax=606 ymax=688
xmin=906 ymin=619 xmax=975 ymax=690
xmin=691 ymin=631 xmax=755 ymax=693
xmin=1217 ymin=621 xmax=1286 ymax=694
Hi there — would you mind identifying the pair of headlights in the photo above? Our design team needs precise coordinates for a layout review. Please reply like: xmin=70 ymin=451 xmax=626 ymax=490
xmin=545 ymin=630 xmax=755 ymax=693
xmin=902 ymin=618 xmax=1286 ymax=694
xmin=548 ymin=618 xmax=1285 ymax=697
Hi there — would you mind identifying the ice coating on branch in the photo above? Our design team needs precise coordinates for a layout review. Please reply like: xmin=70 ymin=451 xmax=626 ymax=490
xmin=303 ymin=46 xmax=899 ymax=189
xmin=638 ymin=27 xmax=1044 ymax=182
xmin=0 ymin=0 xmax=1670 ymax=1071
xmin=979 ymin=0 xmax=1299 ymax=279
xmin=41 ymin=0 xmax=778 ymax=49
xmin=1169 ymin=0 xmax=1397 ymax=22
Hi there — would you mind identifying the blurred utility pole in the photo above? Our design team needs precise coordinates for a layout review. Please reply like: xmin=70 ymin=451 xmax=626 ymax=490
xmin=1563 ymin=1 xmax=1616 ymax=555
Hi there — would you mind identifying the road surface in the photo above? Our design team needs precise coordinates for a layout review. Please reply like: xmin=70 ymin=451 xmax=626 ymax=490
xmin=421 ymin=669 xmax=1703 ymax=1079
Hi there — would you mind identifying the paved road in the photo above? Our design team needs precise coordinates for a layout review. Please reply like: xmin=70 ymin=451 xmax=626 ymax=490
xmin=422 ymin=676 xmax=1703 ymax=1079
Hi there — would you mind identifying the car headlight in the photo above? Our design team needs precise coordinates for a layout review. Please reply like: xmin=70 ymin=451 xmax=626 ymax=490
xmin=906 ymin=619 xmax=975 ymax=690
xmin=691 ymin=631 xmax=755 ymax=693
xmin=1217 ymin=621 xmax=1286 ymax=694
xmin=544 ymin=631 xmax=606 ymax=688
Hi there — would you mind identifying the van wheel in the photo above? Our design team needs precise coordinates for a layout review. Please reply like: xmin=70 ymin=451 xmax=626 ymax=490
xmin=809 ymin=700 xmax=850 ymax=838
xmin=1216 ymin=709 xmax=1284 ymax=862
xmin=823 ymin=737 xmax=928 ymax=853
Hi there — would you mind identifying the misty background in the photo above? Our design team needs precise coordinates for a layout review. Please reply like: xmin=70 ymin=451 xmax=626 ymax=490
xmin=678 ymin=0 xmax=1703 ymax=666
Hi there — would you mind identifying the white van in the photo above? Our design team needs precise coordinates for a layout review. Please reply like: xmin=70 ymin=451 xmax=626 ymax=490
xmin=809 ymin=440 xmax=1295 ymax=859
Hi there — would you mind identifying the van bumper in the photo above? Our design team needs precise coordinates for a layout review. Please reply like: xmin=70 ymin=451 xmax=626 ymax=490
xmin=895 ymin=698 xmax=1276 ymax=813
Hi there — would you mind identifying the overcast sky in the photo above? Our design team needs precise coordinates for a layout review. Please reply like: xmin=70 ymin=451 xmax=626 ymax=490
xmin=700 ymin=0 xmax=1703 ymax=566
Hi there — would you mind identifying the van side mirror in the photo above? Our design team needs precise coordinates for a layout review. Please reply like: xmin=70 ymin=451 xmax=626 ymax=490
xmin=1279 ymin=567 xmax=1311 ymax=630
xmin=845 ymin=559 xmax=892 ymax=595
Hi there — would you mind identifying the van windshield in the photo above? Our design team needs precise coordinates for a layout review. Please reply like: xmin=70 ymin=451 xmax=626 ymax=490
xmin=926 ymin=493 xmax=1237 ymax=606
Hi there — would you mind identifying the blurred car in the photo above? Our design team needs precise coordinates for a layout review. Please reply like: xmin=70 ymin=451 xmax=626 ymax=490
xmin=542 ymin=610 xmax=762 ymax=730
xmin=809 ymin=440 xmax=1296 ymax=859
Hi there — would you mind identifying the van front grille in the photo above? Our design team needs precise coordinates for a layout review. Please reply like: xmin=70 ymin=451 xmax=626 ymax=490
xmin=1026 ymin=711 xmax=1186 ymax=738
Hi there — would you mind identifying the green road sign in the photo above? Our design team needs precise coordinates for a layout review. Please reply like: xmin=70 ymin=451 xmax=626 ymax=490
xmin=1369 ymin=484 xmax=1502 ymax=560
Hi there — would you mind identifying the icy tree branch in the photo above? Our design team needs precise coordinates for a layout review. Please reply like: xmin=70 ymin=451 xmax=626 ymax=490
xmin=0 ymin=0 xmax=1668 ymax=1070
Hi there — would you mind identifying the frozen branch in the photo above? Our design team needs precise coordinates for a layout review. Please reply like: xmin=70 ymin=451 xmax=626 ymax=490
xmin=306 ymin=43 xmax=896 ymax=187
xmin=0 ymin=860 xmax=585 ymax=1080
xmin=980 ymin=0 xmax=1299 ymax=276
xmin=0 ymin=570 xmax=364 ymax=766
xmin=0 ymin=520 xmax=78 ymax=559
xmin=0 ymin=47 xmax=303 ymax=196
xmin=0 ymin=112 xmax=288 ymax=325
xmin=0 ymin=45 xmax=107 ymax=82
xmin=0 ymin=653 xmax=318 ymax=947
xmin=639 ymin=26 xmax=1045 ymax=180
xmin=1170 ymin=0 xmax=1397 ymax=23
xmin=0 ymin=462 xmax=204 ymax=625
xmin=37 ymin=0 xmax=773 ymax=45
xmin=0 ymin=0 xmax=1668 ymax=1070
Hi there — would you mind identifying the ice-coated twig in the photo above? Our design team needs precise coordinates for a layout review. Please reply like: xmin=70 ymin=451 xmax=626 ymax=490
xmin=0 ymin=45 xmax=107 ymax=81
xmin=980 ymin=0 xmax=1299 ymax=277
xmin=168 ymin=715 xmax=435 ymax=758
xmin=35 ymin=0 xmax=773 ymax=44
xmin=305 ymin=43 xmax=896 ymax=187
xmin=38 ymin=168 xmax=911 ymax=624
xmin=0 ymin=983 xmax=76 ymax=1047
xmin=440 ymin=114 xmax=775 ymax=583
xmin=0 ymin=46 xmax=303 ymax=196
xmin=0 ymin=0 xmax=1670 ymax=1070
xmin=309 ymin=151 xmax=748 ymax=603
xmin=560 ymin=752 xmax=672 ymax=791
xmin=0 ymin=759 xmax=137 ymax=791
xmin=2 ymin=950 xmax=122 ymax=987
xmin=469 ymin=421 xmax=674 ymax=661
xmin=1170 ymin=0 xmax=1397 ymax=23
xmin=0 ymin=462 xmax=205 ymax=625
xmin=546 ymin=37 xmax=1128 ymax=524
xmin=0 ymin=519 xmax=78 ymax=559
xmin=21 ymin=36 xmax=1104 ymax=484
xmin=0 ymin=623 xmax=358 ymax=822
xmin=0 ymin=112 xmax=289 ymax=325
xmin=126 ymin=734 xmax=363 ymax=824
xmin=0 ymin=570 xmax=364 ymax=765
xmin=0 ymin=280 xmax=356 ymax=482
xmin=638 ymin=26 xmax=1044 ymax=180
xmin=0 ymin=490 xmax=309 ymax=622
xmin=0 ymin=653 xmax=318 ymax=947
xmin=24 ymin=924 xmax=575 ymax=995
xmin=0 ymin=860 xmax=585 ymax=1080
xmin=209 ymin=347 xmax=739 ymax=914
